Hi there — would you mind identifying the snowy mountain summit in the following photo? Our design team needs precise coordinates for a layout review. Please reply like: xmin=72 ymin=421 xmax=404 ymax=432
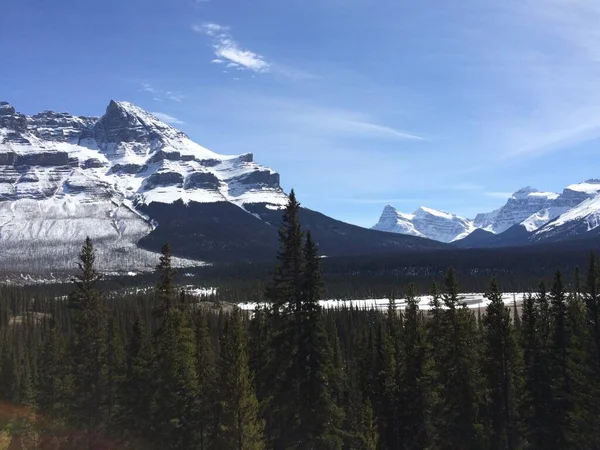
xmin=0 ymin=100 xmax=287 ymax=272
xmin=373 ymin=180 xmax=600 ymax=244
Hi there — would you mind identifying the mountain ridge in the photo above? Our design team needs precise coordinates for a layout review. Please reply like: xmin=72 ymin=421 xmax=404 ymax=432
xmin=0 ymin=100 xmax=443 ymax=272
xmin=374 ymin=180 xmax=600 ymax=245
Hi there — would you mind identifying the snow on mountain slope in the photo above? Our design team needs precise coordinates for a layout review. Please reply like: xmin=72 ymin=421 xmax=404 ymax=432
xmin=486 ymin=187 xmax=559 ymax=234
xmin=520 ymin=206 xmax=571 ymax=232
xmin=372 ymin=205 xmax=474 ymax=243
xmin=372 ymin=205 xmax=425 ymax=238
xmin=533 ymin=193 xmax=600 ymax=240
xmin=0 ymin=100 xmax=288 ymax=272
xmin=377 ymin=180 xmax=600 ymax=244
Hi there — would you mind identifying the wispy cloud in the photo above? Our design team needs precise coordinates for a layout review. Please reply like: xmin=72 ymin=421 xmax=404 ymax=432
xmin=141 ymin=83 xmax=157 ymax=94
xmin=331 ymin=197 xmax=424 ymax=204
xmin=284 ymin=105 xmax=427 ymax=141
xmin=484 ymin=192 xmax=513 ymax=199
xmin=140 ymin=83 xmax=185 ymax=103
xmin=480 ymin=0 xmax=600 ymax=159
xmin=193 ymin=23 xmax=270 ymax=73
xmin=151 ymin=112 xmax=185 ymax=125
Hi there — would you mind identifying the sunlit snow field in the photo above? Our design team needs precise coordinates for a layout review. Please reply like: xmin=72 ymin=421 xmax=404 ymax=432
xmin=238 ymin=293 xmax=527 ymax=311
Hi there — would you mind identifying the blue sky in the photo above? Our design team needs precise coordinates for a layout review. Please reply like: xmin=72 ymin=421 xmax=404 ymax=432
xmin=1 ymin=0 xmax=599 ymax=227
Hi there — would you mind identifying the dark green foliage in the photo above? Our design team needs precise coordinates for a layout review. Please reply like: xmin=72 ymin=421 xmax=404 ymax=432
xmin=215 ymin=308 xmax=265 ymax=450
xmin=151 ymin=310 xmax=198 ymax=450
xmin=398 ymin=283 xmax=427 ymax=449
xmin=482 ymin=278 xmax=521 ymax=449
xmin=154 ymin=242 xmax=177 ymax=320
xmin=3 ymin=235 xmax=600 ymax=449
xmin=68 ymin=237 xmax=109 ymax=449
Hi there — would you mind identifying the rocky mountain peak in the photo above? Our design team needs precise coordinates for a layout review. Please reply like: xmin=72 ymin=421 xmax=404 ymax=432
xmin=0 ymin=101 xmax=16 ymax=116
xmin=511 ymin=186 xmax=539 ymax=199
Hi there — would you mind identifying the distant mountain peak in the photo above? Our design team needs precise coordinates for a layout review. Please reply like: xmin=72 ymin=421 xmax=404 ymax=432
xmin=373 ymin=204 xmax=473 ymax=243
xmin=511 ymin=186 xmax=539 ymax=199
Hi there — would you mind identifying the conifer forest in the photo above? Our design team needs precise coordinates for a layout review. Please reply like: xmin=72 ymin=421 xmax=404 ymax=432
xmin=2 ymin=192 xmax=600 ymax=450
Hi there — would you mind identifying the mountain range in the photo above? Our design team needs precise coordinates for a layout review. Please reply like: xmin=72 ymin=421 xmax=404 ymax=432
xmin=0 ymin=100 xmax=442 ymax=273
xmin=373 ymin=181 xmax=600 ymax=246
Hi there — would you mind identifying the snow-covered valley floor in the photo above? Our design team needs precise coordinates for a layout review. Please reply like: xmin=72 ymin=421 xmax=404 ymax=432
xmin=238 ymin=293 xmax=527 ymax=311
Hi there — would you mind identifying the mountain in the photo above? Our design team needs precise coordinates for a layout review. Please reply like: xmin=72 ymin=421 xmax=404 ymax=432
xmin=377 ymin=180 xmax=600 ymax=246
xmin=0 ymin=100 xmax=443 ymax=273
xmin=482 ymin=187 xmax=559 ymax=233
xmin=532 ymin=193 xmax=600 ymax=242
xmin=372 ymin=205 xmax=475 ymax=243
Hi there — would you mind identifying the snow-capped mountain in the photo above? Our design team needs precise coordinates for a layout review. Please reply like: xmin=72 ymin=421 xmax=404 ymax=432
xmin=0 ymin=100 xmax=287 ymax=272
xmin=375 ymin=180 xmax=600 ymax=245
xmin=483 ymin=187 xmax=559 ymax=234
xmin=0 ymin=100 xmax=442 ymax=273
xmin=372 ymin=205 xmax=475 ymax=243
xmin=532 ymin=190 xmax=600 ymax=242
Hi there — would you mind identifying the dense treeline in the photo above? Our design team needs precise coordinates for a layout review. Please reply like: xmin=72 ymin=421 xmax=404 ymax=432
xmin=1 ymin=191 xmax=600 ymax=449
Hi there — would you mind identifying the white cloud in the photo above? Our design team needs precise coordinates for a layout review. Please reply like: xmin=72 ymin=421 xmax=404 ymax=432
xmin=165 ymin=91 xmax=185 ymax=102
xmin=484 ymin=192 xmax=513 ymax=199
xmin=141 ymin=82 xmax=157 ymax=94
xmin=288 ymin=105 xmax=427 ymax=141
xmin=193 ymin=22 xmax=270 ymax=73
xmin=151 ymin=112 xmax=185 ymax=125
xmin=140 ymin=83 xmax=184 ymax=103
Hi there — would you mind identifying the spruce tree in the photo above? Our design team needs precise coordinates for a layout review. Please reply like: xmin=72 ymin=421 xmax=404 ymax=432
xmin=120 ymin=314 xmax=153 ymax=447
xmin=195 ymin=308 xmax=216 ymax=450
xmin=585 ymin=252 xmax=600 ymax=368
xmin=294 ymin=231 xmax=343 ymax=449
xmin=105 ymin=317 xmax=125 ymax=436
xmin=154 ymin=243 xmax=177 ymax=321
xmin=521 ymin=283 xmax=554 ymax=448
xmin=432 ymin=268 xmax=484 ymax=449
xmin=68 ymin=237 xmax=108 ymax=449
xmin=263 ymin=190 xmax=305 ymax=448
xmin=399 ymin=283 xmax=427 ymax=449
xmin=482 ymin=278 xmax=521 ymax=450
xmin=215 ymin=308 xmax=265 ymax=450
xmin=36 ymin=319 xmax=73 ymax=442
xmin=548 ymin=270 xmax=569 ymax=448
xmin=564 ymin=293 xmax=600 ymax=448
xmin=151 ymin=245 xmax=199 ymax=450
xmin=152 ymin=309 xmax=198 ymax=450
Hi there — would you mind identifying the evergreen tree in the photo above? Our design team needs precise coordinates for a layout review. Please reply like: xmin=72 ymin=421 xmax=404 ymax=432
xmin=432 ymin=268 xmax=484 ymax=449
xmin=564 ymin=294 xmax=600 ymax=448
xmin=548 ymin=270 xmax=569 ymax=448
xmin=154 ymin=243 xmax=177 ymax=321
xmin=120 ymin=314 xmax=153 ymax=447
xmin=215 ymin=308 xmax=265 ymax=450
xmin=195 ymin=309 xmax=216 ymax=450
xmin=294 ymin=232 xmax=343 ymax=449
xmin=263 ymin=190 xmax=305 ymax=448
xmin=105 ymin=317 xmax=125 ymax=436
xmin=68 ymin=237 xmax=108 ymax=450
xmin=152 ymin=309 xmax=198 ymax=450
xmin=36 ymin=319 xmax=73 ymax=440
xmin=482 ymin=278 xmax=521 ymax=450
xmin=521 ymin=283 xmax=554 ymax=449
xmin=398 ymin=283 xmax=427 ymax=449
xmin=585 ymin=252 xmax=600 ymax=368
xmin=151 ymin=244 xmax=198 ymax=450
